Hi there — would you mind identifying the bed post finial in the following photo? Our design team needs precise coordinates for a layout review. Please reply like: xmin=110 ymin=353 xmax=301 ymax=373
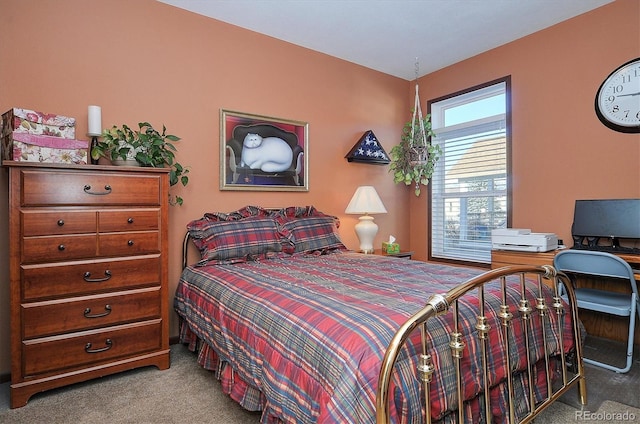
xmin=426 ymin=294 xmax=449 ymax=315
xmin=541 ymin=264 xmax=556 ymax=279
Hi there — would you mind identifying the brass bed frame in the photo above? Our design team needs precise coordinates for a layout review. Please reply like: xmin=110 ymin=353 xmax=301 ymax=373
xmin=376 ymin=265 xmax=587 ymax=423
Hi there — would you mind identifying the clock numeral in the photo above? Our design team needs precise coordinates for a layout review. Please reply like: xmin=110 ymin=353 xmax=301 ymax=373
xmin=613 ymin=84 xmax=624 ymax=93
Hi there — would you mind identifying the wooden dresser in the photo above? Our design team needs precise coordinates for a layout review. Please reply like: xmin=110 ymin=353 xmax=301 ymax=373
xmin=5 ymin=162 xmax=170 ymax=408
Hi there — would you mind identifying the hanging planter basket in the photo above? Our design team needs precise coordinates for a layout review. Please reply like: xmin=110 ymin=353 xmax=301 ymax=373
xmin=408 ymin=145 xmax=429 ymax=166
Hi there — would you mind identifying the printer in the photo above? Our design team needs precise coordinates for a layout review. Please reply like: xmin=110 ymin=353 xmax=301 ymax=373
xmin=491 ymin=228 xmax=558 ymax=252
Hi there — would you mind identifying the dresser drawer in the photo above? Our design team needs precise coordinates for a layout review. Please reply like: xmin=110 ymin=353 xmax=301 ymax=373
xmin=21 ymin=255 xmax=162 ymax=301
xmin=22 ymin=320 xmax=163 ymax=376
xmin=98 ymin=231 xmax=160 ymax=256
xmin=99 ymin=209 xmax=160 ymax=233
xmin=20 ymin=169 xmax=161 ymax=206
xmin=22 ymin=234 xmax=96 ymax=263
xmin=22 ymin=287 xmax=161 ymax=339
xmin=22 ymin=210 xmax=96 ymax=237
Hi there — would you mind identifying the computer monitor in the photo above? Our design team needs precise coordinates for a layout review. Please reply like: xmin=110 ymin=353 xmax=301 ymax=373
xmin=571 ymin=199 xmax=640 ymax=248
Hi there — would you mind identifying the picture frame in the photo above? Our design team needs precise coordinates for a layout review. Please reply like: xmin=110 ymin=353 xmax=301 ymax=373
xmin=220 ymin=109 xmax=309 ymax=191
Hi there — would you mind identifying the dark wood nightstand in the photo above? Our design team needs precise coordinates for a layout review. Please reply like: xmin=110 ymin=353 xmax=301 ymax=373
xmin=371 ymin=249 xmax=414 ymax=259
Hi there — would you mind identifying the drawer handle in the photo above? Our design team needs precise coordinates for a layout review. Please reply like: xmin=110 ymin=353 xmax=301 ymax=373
xmin=83 ymin=184 xmax=112 ymax=195
xmin=57 ymin=219 xmax=64 ymax=226
xmin=84 ymin=304 xmax=112 ymax=319
xmin=83 ymin=270 xmax=112 ymax=283
xmin=58 ymin=244 xmax=65 ymax=251
xmin=85 ymin=339 xmax=112 ymax=354
xmin=127 ymin=217 xmax=134 ymax=224
xmin=127 ymin=240 xmax=134 ymax=246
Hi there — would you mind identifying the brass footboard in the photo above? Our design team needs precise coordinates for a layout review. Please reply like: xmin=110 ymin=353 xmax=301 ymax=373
xmin=376 ymin=265 xmax=587 ymax=424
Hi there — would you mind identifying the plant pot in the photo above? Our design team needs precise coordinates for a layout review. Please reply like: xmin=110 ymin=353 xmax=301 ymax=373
xmin=408 ymin=146 xmax=429 ymax=166
xmin=111 ymin=159 xmax=140 ymax=167
xmin=107 ymin=141 xmax=141 ymax=166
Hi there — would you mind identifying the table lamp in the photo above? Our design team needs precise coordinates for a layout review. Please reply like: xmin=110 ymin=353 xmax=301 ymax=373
xmin=345 ymin=186 xmax=387 ymax=253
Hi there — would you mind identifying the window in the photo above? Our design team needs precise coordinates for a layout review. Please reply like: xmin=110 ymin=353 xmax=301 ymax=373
xmin=429 ymin=77 xmax=511 ymax=264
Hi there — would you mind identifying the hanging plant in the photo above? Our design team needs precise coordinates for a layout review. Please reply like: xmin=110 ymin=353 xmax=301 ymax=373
xmin=390 ymin=62 xmax=442 ymax=196
xmin=390 ymin=112 xmax=441 ymax=196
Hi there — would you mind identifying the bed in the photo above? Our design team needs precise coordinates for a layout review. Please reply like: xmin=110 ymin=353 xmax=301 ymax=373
xmin=174 ymin=206 xmax=586 ymax=423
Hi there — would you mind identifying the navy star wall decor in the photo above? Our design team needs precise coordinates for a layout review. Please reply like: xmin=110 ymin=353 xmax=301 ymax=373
xmin=345 ymin=130 xmax=391 ymax=165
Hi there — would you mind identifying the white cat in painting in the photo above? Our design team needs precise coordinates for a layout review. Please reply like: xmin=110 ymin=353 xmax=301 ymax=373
xmin=240 ymin=133 xmax=293 ymax=172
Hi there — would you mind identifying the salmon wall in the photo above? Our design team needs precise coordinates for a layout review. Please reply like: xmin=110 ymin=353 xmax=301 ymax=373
xmin=409 ymin=0 xmax=640 ymax=261
xmin=0 ymin=0 xmax=638 ymax=379
xmin=0 ymin=0 xmax=409 ymax=377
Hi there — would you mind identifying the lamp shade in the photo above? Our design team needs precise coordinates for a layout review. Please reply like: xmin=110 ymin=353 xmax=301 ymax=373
xmin=345 ymin=186 xmax=387 ymax=214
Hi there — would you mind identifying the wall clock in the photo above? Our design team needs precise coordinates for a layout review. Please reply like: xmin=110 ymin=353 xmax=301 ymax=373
xmin=594 ymin=57 xmax=640 ymax=134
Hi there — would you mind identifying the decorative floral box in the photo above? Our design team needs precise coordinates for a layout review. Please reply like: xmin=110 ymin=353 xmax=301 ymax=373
xmin=6 ymin=132 xmax=88 ymax=164
xmin=2 ymin=107 xmax=76 ymax=139
xmin=1 ymin=107 xmax=79 ymax=163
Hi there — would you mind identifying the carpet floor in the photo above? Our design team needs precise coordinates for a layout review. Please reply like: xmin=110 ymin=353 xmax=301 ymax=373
xmin=0 ymin=343 xmax=638 ymax=423
xmin=0 ymin=344 xmax=260 ymax=423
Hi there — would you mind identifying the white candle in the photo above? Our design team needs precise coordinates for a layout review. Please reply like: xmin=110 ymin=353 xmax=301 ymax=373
xmin=88 ymin=105 xmax=102 ymax=136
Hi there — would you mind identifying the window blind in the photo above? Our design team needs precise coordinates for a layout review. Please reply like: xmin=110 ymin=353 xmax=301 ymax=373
xmin=431 ymin=119 xmax=507 ymax=263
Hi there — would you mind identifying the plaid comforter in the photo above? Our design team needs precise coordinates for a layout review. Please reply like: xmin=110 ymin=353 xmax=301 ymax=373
xmin=174 ymin=252 xmax=575 ymax=424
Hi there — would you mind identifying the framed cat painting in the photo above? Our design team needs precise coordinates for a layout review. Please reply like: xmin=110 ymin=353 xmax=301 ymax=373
xmin=220 ymin=109 xmax=309 ymax=192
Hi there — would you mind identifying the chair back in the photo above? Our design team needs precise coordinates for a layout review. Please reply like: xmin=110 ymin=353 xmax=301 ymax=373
xmin=553 ymin=250 xmax=638 ymax=297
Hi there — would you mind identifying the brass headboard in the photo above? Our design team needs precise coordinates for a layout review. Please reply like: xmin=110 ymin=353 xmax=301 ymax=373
xmin=182 ymin=232 xmax=194 ymax=270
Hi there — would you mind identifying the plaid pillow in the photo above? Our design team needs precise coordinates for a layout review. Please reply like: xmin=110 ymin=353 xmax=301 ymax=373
xmin=187 ymin=217 xmax=284 ymax=265
xmin=272 ymin=205 xmax=330 ymax=220
xmin=202 ymin=205 xmax=272 ymax=222
xmin=280 ymin=216 xmax=346 ymax=254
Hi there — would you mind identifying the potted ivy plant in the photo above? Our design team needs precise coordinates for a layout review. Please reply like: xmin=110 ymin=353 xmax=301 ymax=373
xmin=92 ymin=123 xmax=141 ymax=166
xmin=389 ymin=113 xmax=441 ymax=196
xmin=91 ymin=122 xmax=190 ymax=205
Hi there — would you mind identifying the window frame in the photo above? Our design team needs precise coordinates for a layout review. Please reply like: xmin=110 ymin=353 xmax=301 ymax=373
xmin=427 ymin=76 xmax=512 ymax=266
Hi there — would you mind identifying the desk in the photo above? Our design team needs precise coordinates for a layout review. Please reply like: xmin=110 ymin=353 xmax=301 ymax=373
xmin=492 ymin=249 xmax=640 ymax=345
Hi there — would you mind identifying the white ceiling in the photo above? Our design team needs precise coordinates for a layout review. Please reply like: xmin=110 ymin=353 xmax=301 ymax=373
xmin=157 ymin=0 xmax=613 ymax=80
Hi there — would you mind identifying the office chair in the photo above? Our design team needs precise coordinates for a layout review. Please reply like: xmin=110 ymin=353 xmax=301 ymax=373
xmin=554 ymin=250 xmax=640 ymax=373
